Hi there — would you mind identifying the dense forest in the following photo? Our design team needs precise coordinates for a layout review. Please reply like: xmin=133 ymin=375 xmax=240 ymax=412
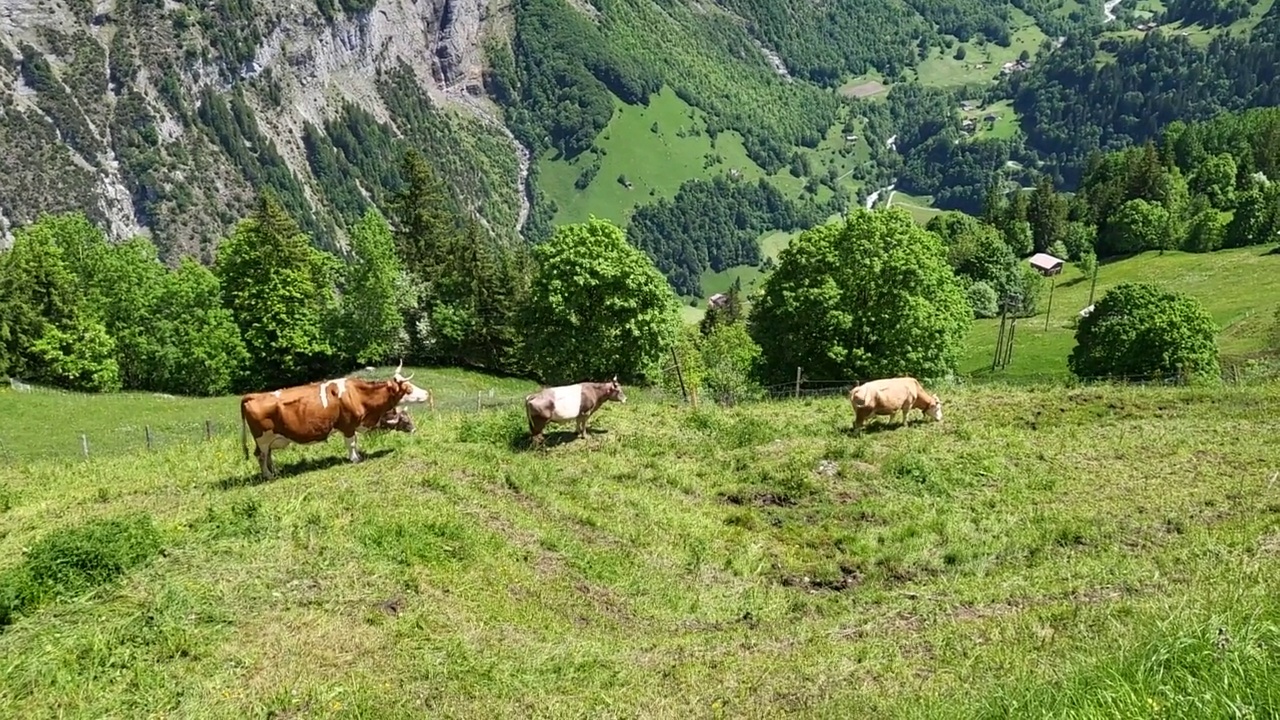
xmin=1010 ymin=5 xmax=1280 ymax=186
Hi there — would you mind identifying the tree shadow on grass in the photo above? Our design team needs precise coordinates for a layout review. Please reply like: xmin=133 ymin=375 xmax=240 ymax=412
xmin=507 ymin=427 xmax=609 ymax=452
xmin=215 ymin=448 xmax=394 ymax=489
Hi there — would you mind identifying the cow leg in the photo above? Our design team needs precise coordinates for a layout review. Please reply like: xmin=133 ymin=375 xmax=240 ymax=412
xmin=345 ymin=433 xmax=362 ymax=463
xmin=257 ymin=447 xmax=272 ymax=479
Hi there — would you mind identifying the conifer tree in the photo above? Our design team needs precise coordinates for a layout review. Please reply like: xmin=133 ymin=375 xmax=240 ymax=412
xmin=215 ymin=189 xmax=340 ymax=390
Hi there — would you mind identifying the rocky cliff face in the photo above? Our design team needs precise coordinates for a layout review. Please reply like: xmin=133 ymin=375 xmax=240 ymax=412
xmin=0 ymin=0 xmax=528 ymax=258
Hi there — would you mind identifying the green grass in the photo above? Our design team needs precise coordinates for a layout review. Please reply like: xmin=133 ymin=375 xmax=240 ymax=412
xmin=4 ymin=379 xmax=1280 ymax=717
xmin=911 ymin=8 xmax=1048 ymax=88
xmin=961 ymin=99 xmax=1020 ymax=140
xmin=538 ymin=89 xmax=874 ymax=229
xmin=0 ymin=365 xmax=537 ymax=463
xmin=886 ymin=190 xmax=945 ymax=223
xmin=538 ymin=88 xmax=831 ymax=227
xmin=963 ymin=247 xmax=1280 ymax=378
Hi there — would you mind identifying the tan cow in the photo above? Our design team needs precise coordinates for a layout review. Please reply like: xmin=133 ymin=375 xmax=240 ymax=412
xmin=848 ymin=376 xmax=943 ymax=431
xmin=239 ymin=362 xmax=430 ymax=479
xmin=524 ymin=376 xmax=627 ymax=447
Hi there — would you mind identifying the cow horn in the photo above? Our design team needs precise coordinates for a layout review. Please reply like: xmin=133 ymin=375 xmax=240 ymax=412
xmin=394 ymin=359 xmax=404 ymax=377
xmin=403 ymin=372 xmax=414 ymax=381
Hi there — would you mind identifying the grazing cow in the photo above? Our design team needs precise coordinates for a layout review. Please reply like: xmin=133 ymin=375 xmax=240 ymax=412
xmin=372 ymin=406 xmax=417 ymax=434
xmin=239 ymin=363 xmax=430 ymax=479
xmin=525 ymin=376 xmax=627 ymax=447
xmin=848 ymin=376 xmax=943 ymax=431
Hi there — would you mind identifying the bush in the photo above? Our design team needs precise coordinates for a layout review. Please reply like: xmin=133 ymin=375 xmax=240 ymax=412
xmin=1068 ymin=282 xmax=1220 ymax=383
xmin=701 ymin=322 xmax=765 ymax=404
xmin=966 ymin=281 xmax=999 ymax=319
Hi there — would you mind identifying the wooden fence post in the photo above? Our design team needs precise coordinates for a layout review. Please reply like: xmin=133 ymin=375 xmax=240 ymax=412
xmin=81 ymin=434 xmax=89 ymax=458
xmin=145 ymin=425 xmax=153 ymax=451
xmin=205 ymin=419 xmax=213 ymax=441
xmin=671 ymin=346 xmax=689 ymax=405
xmin=794 ymin=367 xmax=802 ymax=399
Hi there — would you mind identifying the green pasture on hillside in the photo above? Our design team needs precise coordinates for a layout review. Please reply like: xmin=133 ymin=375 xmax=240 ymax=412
xmin=3 ymin=380 xmax=1280 ymax=717
xmin=964 ymin=247 xmax=1280 ymax=378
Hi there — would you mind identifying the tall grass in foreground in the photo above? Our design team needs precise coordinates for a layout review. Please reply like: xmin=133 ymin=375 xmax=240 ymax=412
xmin=1 ymin=382 xmax=1279 ymax=718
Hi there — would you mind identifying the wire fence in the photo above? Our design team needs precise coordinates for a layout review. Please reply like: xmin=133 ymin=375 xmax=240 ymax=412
xmin=3 ymin=357 xmax=1279 ymax=462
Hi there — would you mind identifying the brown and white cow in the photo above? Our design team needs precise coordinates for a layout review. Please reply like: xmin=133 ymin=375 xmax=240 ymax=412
xmin=848 ymin=376 xmax=943 ymax=431
xmin=239 ymin=362 xmax=430 ymax=479
xmin=524 ymin=376 xmax=627 ymax=447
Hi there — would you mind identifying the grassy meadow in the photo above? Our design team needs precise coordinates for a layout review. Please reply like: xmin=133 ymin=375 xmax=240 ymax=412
xmin=536 ymin=89 xmax=871 ymax=229
xmin=3 ymin=375 xmax=1280 ymax=717
xmin=962 ymin=247 xmax=1280 ymax=378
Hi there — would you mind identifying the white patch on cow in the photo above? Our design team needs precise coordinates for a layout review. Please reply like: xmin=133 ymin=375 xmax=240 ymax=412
xmin=272 ymin=390 xmax=282 ymax=398
xmin=256 ymin=430 xmax=292 ymax=451
xmin=345 ymin=434 xmax=361 ymax=463
xmin=549 ymin=384 xmax=584 ymax=421
xmin=318 ymin=377 xmax=348 ymax=408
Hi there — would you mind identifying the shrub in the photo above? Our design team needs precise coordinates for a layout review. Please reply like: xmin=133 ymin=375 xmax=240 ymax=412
xmin=966 ymin=280 xmax=999 ymax=318
xmin=1068 ymin=282 xmax=1220 ymax=383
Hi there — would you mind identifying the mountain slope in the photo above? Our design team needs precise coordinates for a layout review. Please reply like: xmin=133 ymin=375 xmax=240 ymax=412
xmin=0 ymin=0 xmax=526 ymax=257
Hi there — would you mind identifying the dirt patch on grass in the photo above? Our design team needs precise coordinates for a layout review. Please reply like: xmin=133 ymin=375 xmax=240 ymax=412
xmin=842 ymin=80 xmax=886 ymax=98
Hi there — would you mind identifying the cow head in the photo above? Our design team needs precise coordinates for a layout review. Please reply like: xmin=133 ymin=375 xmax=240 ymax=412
xmin=391 ymin=360 xmax=431 ymax=405
xmin=377 ymin=407 xmax=417 ymax=434
xmin=927 ymin=396 xmax=943 ymax=422
xmin=606 ymin=374 xmax=627 ymax=404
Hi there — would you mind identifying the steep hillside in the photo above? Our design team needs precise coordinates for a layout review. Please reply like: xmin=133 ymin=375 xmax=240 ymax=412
xmin=3 ymin=379 xmax=1280 ymax=716
xmin=0 ymin=0 xmax=527 ymax=258
xmin=1 ymin=0 xmax=1086 ymax=265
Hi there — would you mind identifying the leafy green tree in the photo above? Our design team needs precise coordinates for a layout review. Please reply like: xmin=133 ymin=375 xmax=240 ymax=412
xmin=0 ymin=215 xmax=120 ymax=391
xmin=1103 ymin=198 xmax=1172 ymax=255
xmin=215 ymin=190 xmax=341 ymax=390
xmin=1062 ymin=221 xmax=1097 ymax=261
xmin=337 ymin=208 xmax=414 ymax=366
xmin=146 ymin=260 xmax=249 ymax=396
xmin=748 ymin=207 xmax=971 ymax=384
xmin=1223 ymin=183 xmax=1280 ymax=249
xmin=701 ymin=322 xmax=764 ymax=403
xmin=1190 ymin=153 xmax=1237 ymax=209
xmin=1076 ymin=250 xmax=1098 ymax=281
xmin=1068 ymin=282 xmax=1220 ymax=383
xmin=947 ymin=223 xmax=1020 ymax=299
xmin=520 ymin=217 xmax=681 ymax=384
xmin=1184 ymin=207 xmax=1228 ymax=253
xmin=27 ymin=316 xmax=121 ymax=392
xmin=966 ymin=280 xmax=999 ymax=318
xmin=43 ymin=216 xmax=169 ymax=390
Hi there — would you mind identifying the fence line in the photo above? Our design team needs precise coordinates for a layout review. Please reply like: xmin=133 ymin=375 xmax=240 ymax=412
xmin=4 ymin=359 xmax=1280 ymax=462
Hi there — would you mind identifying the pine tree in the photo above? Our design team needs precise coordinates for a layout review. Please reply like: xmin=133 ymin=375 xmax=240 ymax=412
xmin=215 ymin=189 xmax=340 ymax=390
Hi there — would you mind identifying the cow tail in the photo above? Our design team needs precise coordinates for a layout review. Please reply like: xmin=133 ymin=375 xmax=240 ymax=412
xmin=240 ymin=410 xmax=249 ymax=461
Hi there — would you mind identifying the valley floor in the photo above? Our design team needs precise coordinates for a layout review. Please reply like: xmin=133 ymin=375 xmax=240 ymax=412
xmin=2 ymin=381 xmax=1280 ymax=717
